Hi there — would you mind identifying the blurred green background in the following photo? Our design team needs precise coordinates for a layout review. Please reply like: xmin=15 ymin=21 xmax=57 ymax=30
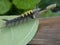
xmin=0 ymin=0 xmax=60 ymax=16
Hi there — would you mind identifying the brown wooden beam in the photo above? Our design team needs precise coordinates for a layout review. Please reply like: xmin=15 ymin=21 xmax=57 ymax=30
xmin=28 ymin=16 xmax=60 ymax=45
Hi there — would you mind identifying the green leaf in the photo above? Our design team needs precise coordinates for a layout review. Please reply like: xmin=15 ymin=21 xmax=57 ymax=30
xmin=13 ymin=0 xmax=40 ymax=9
xmin=0 ymin=16 xmax=39 ymax=45
xmin=0 ymin=0 xmax=11 ymax=14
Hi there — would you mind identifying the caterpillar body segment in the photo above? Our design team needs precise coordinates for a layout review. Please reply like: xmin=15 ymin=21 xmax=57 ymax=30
xmin=2 ymin=19 xmax=9 ymax=21
xmin=46 ymin=4 xmax=56 ymax=10
xmin=32 ymin=8 xmax=41 ymax=18
xmin=24 ymin=12 xmax=28 ymax=16
xmin=3 ymin=17 xmax=20 ymax=27
xmin=27 ymin=10 xmax=33 ymax=15
xmin=33 ymin=8 xmax=40 ymax=13
xmin=21 ymin=14 xmax=24 ymax=17
xmin=3 ymin=8 xmax=41 ymax=27
xmin=2 ymin=19 xmax=9 ymax=27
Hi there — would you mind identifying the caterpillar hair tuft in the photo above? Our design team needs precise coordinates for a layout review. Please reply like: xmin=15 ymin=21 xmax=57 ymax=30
xmin=3 ymin=8 xmax=41 ymax=27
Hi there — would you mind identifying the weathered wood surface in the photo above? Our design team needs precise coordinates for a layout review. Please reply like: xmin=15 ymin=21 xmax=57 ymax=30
xmin=28 ymin=17 xmax=60 ymax=45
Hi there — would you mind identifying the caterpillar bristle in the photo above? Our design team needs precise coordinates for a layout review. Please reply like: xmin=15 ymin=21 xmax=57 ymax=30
xmin=2 ymin=8 xmax=40 ymax=27
xmin=24 ymin=12 xmax=28 ymax=16
xmin=27 ymin=10 xmax=33 ymax=14
xmin=2 ymin=19 xmax=8 ymax=21
xmin=29 ymin=10 xmax=33 ymax=13
xmin=21 ymin=14 xmax=25 ymax=17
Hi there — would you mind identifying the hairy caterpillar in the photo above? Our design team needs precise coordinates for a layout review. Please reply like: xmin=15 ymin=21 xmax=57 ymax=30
xmin=2 ymin=8 xmax=40 ymax=27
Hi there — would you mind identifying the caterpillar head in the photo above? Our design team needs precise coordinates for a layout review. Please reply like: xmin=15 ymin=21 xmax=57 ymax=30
xmin=33 ymin=8 xmax=41 ymax=18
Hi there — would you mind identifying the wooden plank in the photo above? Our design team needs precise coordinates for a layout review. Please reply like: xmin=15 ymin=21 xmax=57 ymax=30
xmin=28 ymin=17 xmax=60 ymax=45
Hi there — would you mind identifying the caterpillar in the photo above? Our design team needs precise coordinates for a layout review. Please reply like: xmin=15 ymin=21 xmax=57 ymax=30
xmin=2 ymin=8 xmax=40 ymax=27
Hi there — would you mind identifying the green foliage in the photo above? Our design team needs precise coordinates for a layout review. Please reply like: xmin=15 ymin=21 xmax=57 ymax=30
xmin=5 ymin=5 xmax=25 ymax=15
xmin=38 ymin=0 xmax=60 ymax=8
xmin=0 ymin=0 xmax=11 ymax=14
xmin=13 ymin=0 xmax=40 ymax=9
xmin=50 ymin=0 xmax=60 ymax=6
xmin=38 ymin=0 xmax=49 ymax=9
xmin=0 ymin=0 xmax=60 ymax=16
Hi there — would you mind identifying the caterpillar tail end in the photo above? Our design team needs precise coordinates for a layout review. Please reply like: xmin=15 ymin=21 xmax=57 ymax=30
xmin=46 ymin=4 xmax=56 ymax=10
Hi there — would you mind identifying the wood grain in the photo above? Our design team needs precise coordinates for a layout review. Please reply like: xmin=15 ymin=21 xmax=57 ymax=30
xmin=28 ymin=17 xmax=60 ymax=45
